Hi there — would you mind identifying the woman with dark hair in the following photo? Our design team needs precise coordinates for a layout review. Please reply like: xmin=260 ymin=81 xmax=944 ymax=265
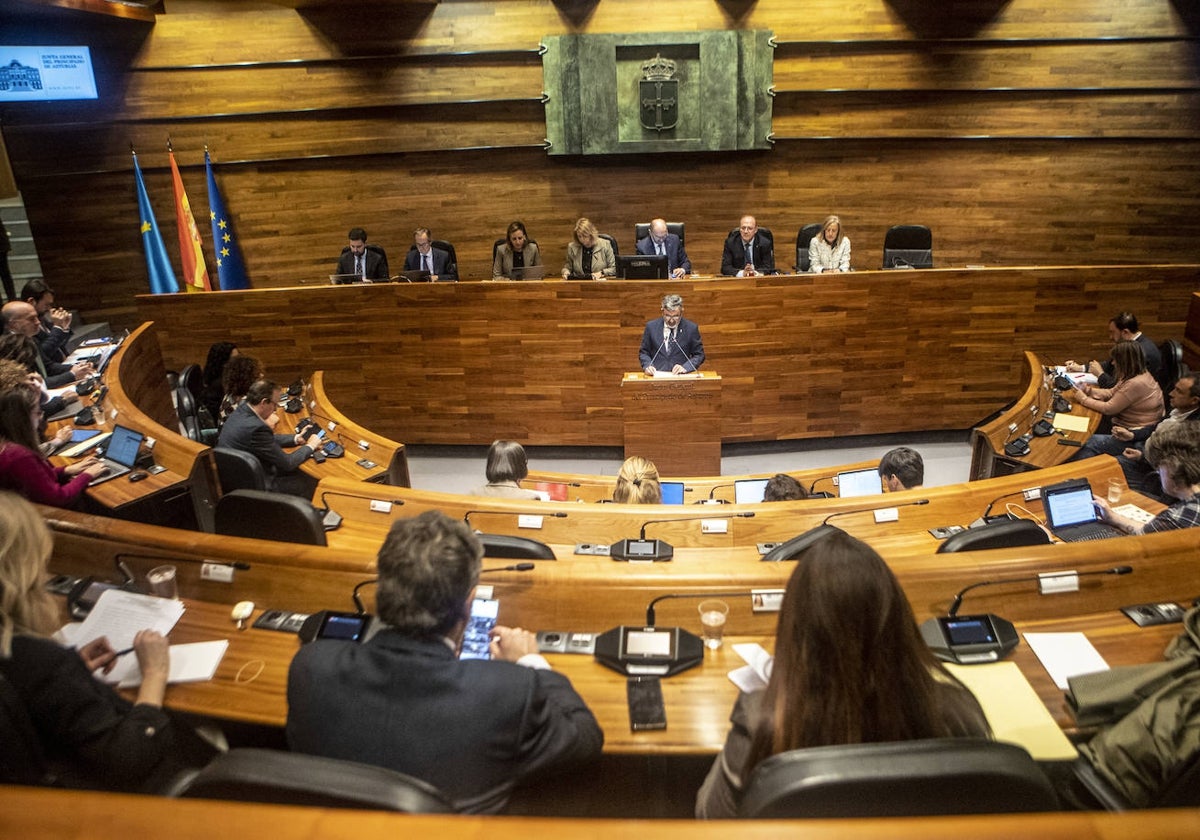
xmin=0 ymin=388 xmax=106 ymax=507
xmin=1069 ymin=340 xmax=1163 ymax=459
xmin=218 ymin=354 xmax=264 ymax=424
xmin=695 ymin=529 xmax=990 ymax=818
xmin=200 ymin=341 xmax=238 ymax=422
xmin=492 ymin=221 xmax=542 ymax=280
xmin=472 ymin=439 xmax=541 ymax=499
xmin=0 ymin=491 xmax=216 ymax=789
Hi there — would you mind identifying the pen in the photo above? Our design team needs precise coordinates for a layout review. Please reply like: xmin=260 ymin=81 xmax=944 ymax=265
xmin=110 ymin=647 xmax=136 ymax=658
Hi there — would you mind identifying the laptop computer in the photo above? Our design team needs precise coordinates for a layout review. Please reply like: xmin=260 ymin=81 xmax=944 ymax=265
xmin=510 ymin=264 xmax=546 ymax=281
xmin=835 ymin=467 xmax=883 ymax=497
xmin=1041 ymin=478 xmax=1124 ymax=542
xmin=329 ymin=274 xmax=365 ymax=285
xmin=660 ymin=481 xmax=685 ymax=505
xmin=734 ymin=478 xmax=769 ymax=504
xmin=399 ymin=269 xmax=432 ymax=282
xmin=86 ymin=423 xmax=145 ymax=485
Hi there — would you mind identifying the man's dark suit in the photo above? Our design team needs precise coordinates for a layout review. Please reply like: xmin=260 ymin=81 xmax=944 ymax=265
xmin=403 ymin=246 xmax=455 ymax=280
xmin=286 ymin=631 xmax=603 ymax=814
xmin=216 ymin=401 xmax=315 ymax=498
xmin=636 ymin=233 xmax=691 ymax=274
xmin=1098 ymin=333 xmax=1162 ymax=388
xmin=721 ymin=231 xmax=776 ymax=276
xmin=638 ymin=316 xmax=705 ymax=373
xmin=334 ymin=246 xmax=389 ymax=281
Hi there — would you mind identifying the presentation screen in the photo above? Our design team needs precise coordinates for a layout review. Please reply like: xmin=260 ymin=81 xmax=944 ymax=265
xmin=0 ymin=47 xmax=98 ymax=102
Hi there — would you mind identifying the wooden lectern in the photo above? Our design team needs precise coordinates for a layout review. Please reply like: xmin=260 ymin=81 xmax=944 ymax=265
xmin=621 ymin=372 xmax=722 ymax=476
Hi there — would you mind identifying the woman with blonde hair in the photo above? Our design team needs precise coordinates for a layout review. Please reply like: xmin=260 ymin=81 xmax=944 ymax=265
xmin=0 ymin=491 xmax=215 ymax=789
xmin=808 ymin=214 xmax=851 ymax=273
xmin=562 ymin=217 xmax=616 ymax=280
xmin=612 ymin=455 xmax=662 ymax=504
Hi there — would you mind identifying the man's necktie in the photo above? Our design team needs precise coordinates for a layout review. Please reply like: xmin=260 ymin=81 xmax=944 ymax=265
xmin=423 ymin=253 xmax=431 ymax=272
xmin=657 ymin=241 xmax=665 ymax=257
xmin=355 ymin=255 xmax=363 ymax=275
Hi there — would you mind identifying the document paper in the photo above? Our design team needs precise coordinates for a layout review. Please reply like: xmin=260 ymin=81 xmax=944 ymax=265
xmin=1024 ymin=632 xmax=1110 ymax=690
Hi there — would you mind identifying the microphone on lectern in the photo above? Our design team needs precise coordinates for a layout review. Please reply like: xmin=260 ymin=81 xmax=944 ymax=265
xmin=479 ymin=563 xmax=536 ymax=575
xmin=821 ymin=498 xmax=928 ymax=525
xmin=463 ymin=510 xmax=568 ymax=527
xmin=610 ymin=512 xmax=756 ymax=562
xmin=946 ymin=565 xmax=1133 ymax=618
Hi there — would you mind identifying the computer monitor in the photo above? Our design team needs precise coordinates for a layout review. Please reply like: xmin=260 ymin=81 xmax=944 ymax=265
xmin=883 ymin=249 xmax=933 ymax=269
xmin=329 ymin=274 xmax=364 ymax=285
xmin=617 ymin=254 xmax=668 ymax=279
xmin=836 ymin=467 xmax=883 ymax=497
xmin=734 ymin=478 xmax=769 ymax=504
xmin=660 ymin=481 xmax=685 ymax=505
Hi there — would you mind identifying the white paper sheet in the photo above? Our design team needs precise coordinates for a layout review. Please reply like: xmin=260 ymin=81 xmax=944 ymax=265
xmin=1023 ymin=632 xmax=1109 ymax=690
xmin=105 ymin=640 xmax=229 ymax=688
xmin=73 ymin=589 xmax=185 ymax=650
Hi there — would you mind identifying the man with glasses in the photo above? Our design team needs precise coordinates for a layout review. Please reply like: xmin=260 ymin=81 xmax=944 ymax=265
xmin=721 ymin=215 xmax=777 ymax=277
xmin=402 ymin=228 xmax=455 ymax=281
xmin=1 ymin=301 xmax=93 ymax=388
xmin=639 ymin=293 xmax=705 ymax=376
xmin=636 ymin=218 xmax=690 ymax=279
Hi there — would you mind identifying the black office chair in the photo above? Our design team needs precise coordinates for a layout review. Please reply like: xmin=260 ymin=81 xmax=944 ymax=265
xmin=478 ymin=533 xmax=556 ymax=560
xmin=175 ymin=387 xmax=200 ymax=441
xmin=794 ymin=222 xmax=822 ymax=273
xmin=761 ymin=524 xmax=842 ymax=562
xmin=739 ymin=739 xmax=1057 ymax=818
xmin=634 ymin=221 xmax=685 ymax=246
xmin=936 ymin=518 xmax=1050 ymax=553
xmin=1157 ymin=338 xmax=1184 ymax=400
xmin=170 ymin=748 xmax=455 ymax=813
xmin=404 ymin=240 xmax=458 ymax=281
xmin=0 ymin=672 xmax=49 ymax=786
xmin=597 ymin=232 xmax=619 ymax=258
xmin=338 ymin=243 xmax=390 ymax=278
xmin=214 ymin=489 xmax=327 ymax=546
xmin=882 ymin=224 xmax=933 ymax=269
xmin=1073 ymin=748 xmax=1200 ymax=810
xmin=212 ymin=447 xmax=268 ymax=494
xmin=178 ymin=363 xmax=203 ymax=401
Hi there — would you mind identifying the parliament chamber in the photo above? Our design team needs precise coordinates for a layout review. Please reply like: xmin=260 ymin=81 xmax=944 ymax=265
xmin=3 ymin=0 xmax=1200 ymax=835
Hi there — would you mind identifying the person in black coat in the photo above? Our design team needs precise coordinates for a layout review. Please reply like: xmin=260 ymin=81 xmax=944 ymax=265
xmin=216 ymin=378 xmax=322 ymax=498
xmin=721 ymin=215 xmax=777 ymax=276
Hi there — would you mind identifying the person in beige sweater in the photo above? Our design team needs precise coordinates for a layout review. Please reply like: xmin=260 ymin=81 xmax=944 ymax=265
xmin=1068 ymin=340 xmax=1164 ymax=459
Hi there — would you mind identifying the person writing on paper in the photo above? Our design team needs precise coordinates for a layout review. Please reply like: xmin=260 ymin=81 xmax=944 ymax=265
xmin=638 ymin=293 xmax=705 ymax=376
xmin=1094 ymin=421 xmax=1200 ymax=534
xmin=695 ymin=529 xmax=990 ymax=818
xmin=636 ymin=219 xmax=691 ymax=278
xmin=561 ymin=218 xmax=616 ymax=280
xmin=612 ymin=455 xmax=662 ymax=504
xmin=492 ymin=221 xmax=542 ymax=280
xmin=808 ymin=215 xmax=851 ymax=273
xmin=1064 ymin=341 xmax=1163 ymax=458
xmin=0 ymin=388 xmax=106 ymax=508
xmin=0 ymin=491 xmax=217 ymax=790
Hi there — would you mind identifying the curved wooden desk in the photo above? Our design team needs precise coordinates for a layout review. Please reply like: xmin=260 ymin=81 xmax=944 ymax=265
xmin=299 ymin=371 xmax=410 ymax=486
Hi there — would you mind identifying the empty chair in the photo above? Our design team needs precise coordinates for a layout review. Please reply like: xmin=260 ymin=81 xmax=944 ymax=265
xmin=936 ymin=518 xmax=1050 ymax=553
xmin=214 ymin=489 xmax=327 ymax=546
xmin=794 ymin=222 xmax=822 ymax=273
xmin=634 ymin=221 xmax=685 ymax=246
xmin=882 ymin=225 xmax=933 ymax=269
xmin=171 ymin=748 xmax=455 ymax=813
xmin=1157 ymin=338 xmax=1183 ymax=399
xmin=739 ymin=739 xmax=1057 ymax=818
xmin=212 ymin=447 xmax=267 ymax=494
xmin=178 ymin=363 xmax=203 ymax=401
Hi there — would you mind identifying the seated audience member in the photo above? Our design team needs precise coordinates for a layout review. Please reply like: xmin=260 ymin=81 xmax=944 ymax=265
xmin=695 ymin=529 xmax=990 ymax=818
xmin=808 ymin=215 xmax=851 ymax=273
xmin=878 ymin=446 xmax=924 ymax=491
xmin=0 ymin=388 xmax=106 ymax=507
xmin=1065 ymin=311 xmax=1161 ymax=388
xmin=2 ymin=301 xmax=92 ymax=388
xmin=1118 ymin=374 xmax=1200 ymax=500
xmin=334 ymin=227 xmax=389 ymax=281
xmin=0 ymin=359 xmax=73 ymax=455
xmin=19 ymin=279 xmax=73 ymax=363
xmin=492 ymin=221 xmax=542 ymax=280
xmin=218 ymin=354 xmax=264 ymax=425
xmin=287 ymin=510 xmax=603 ymax=813
xmin=763 ymin=473 xmax=808 ymax=501
xmin=403 ymin=228 xmax=455 ymax=281
xmin=721 ymin=215 xmax=777 ymax=277
xmin=1096 ymin=421 xmax=1200 ymax=534
xmin=561 ymin=218 xmax=616 ymax=280
xmin=0 ymin=337 xmax=79 ymax=421
xmin=0 ymin=491 xmax=217 ymax=790
xmin=200 ymin=341 xmax=238 ymax=423
xmin=612 ymin=455 xmax=662 ymax=504
xmin=1067 ymin=341 xmax=1163 ymax=457
xmin=216 ymin=379 xmax=322 ymax=498
xmin=636 ymin=218 xmax=690 ymax=278
xmin=638 ymin=293 xmax=705 ymax=375
xmin=471 ymin=440 xmax=541 ymax=499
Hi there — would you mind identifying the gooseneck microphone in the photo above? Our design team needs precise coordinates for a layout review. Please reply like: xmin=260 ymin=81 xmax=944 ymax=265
xmin=464 ymin=510 xmax=568 ymax=527
xmin=610 ymin=512 xmax=757 ymax=562
xmin=979 ymin=489 xmax=1027 ymax=523
xmin=480 ymin=562 xmax=536 ymax=575
xmin=947 ymin=565 xmax=1133 ymax=618
xmin=821 ymin=498 xmax=928 ymax=525
xmin=351 ymin=577 xmax=377 ymax=614
xmin=707 ymin=483 xmax=735 ymax=502
xmin=645 ymin=590 xmax=751 ymax=627
xmin=639 ymin=512 xmax=755 ymax=540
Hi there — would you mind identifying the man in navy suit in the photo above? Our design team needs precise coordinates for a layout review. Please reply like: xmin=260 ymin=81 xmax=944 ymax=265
xmin=334 ymin=226 xmax=389 ymax=281
xmin=721 ymin=215 xmax=777 ymax=276
xmin=638 ymin=293 xmax=705 ymax=375
xmin=635 ymin=218 xmax=690 ymax=278
xmin=286 ymin=510 xmax=603 ymax=814
xmin=402 ymin=227 xmax=456 ymax=281
xmin=217 ymin=379 xmax=322 ymax=498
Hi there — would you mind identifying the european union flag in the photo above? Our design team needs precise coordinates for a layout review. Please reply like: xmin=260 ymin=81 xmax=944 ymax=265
xmin=205 ymin=150 xmax=249 ymax=291
xmin=133 ymin=151 xmax=179 ymax=295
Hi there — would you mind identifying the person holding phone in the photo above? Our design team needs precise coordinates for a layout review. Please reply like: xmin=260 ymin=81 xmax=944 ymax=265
xmin=286 ymin=510 xmax=602 ymax=814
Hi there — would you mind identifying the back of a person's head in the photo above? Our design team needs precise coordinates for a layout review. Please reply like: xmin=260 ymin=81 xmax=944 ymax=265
xmin=0 ymin=387 xmax=37 ymax=448
xmin=375 ymin=510 xmax=483 ymax=637
xmin=613 ymin=455 xmax=661 ymax=504
xmin=878 ymin=446 xmax=924 ymax=489
xmin=1110 ymin=339 xmax=1147 ymax=380
xmin=203 ymin=342 xmax=238 ymax=386
xmin=0 ymin=333 xmax=38 ymax=372
xmin=485 ymin=439 xmax=528 ymax=483
xmin=746 ymin=530 xmax=983 ymax=768
xmin=1111 ymin=311 xmax=1138 ymax=333
xmin=1144 ymin=419 xmax=1200 ymax=488
xmin=244 ymin=379 xmax=277 ymax=406
xmin=763 ymin=473 xmax=807 ymax=502
xmin=0 ymin=359 xmax=30 ymax=393
xmin=0 ymin=490 xmax=58 ymax=657
xmin=222 ymin=355 xmax=264 ymax=396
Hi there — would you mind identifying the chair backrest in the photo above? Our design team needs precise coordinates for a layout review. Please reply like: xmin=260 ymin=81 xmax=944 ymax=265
xmin=795 ymin=222 xmax=823 ymax=272
xmin=1157 ymin=338 xmax=1184 ymax=397
xmin=936 ymin=518 xmax=1050 ymax=553
xmin=597 ymin=232 xmax=619 ymax=258
xmin=883 ymin=224 xmax=933 ymax=268
xmin=364 ymin=242 xmax=387 ymax=260
xmin=171 ymin=748 xmax=455 ymax=812
xmin=0 ymin=671 xmax=48 ymax=786
xmin=212 ymin=447 xmax=268 ymax=494
xmin=634 ymin=222 xmax=685 ymax=246
xmin=739 ymin=738 xmax=1057 ymax=818
xmin=478 ymin=533 xmax=556 ymax=560
xmin=214 ymin=489 xmax=327 ymax=546
xmin=178 ymin=363 xmax=203 ymax=400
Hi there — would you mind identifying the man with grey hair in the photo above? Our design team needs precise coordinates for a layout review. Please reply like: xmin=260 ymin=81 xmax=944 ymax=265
xmin=638 ymin=292 xmax=705 ymax=375
xmin=636 ymin=218 xmax=690 ymax=278
xmin=286 ymin=510 xmax=602 ymax=814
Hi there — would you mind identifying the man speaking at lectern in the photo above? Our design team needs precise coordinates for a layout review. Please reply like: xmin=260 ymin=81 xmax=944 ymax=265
xmin=639 ymin=293 xmax=705 ymax=375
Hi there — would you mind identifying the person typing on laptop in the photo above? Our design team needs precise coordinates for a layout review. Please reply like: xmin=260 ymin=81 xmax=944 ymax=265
xmin=1094 ymin=421 xmax=1200 ymax=535
xmin=0 ymin=387 xmax=106 ymax=508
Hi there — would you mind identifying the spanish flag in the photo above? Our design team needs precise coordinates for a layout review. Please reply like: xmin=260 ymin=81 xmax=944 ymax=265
xmin=168 ymin=146 xmax=211 ymax=292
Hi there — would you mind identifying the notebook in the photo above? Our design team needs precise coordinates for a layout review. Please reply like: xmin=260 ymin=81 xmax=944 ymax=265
xmin=1041 ymin=478 xmax=1124 ymax=542
xmin=734 ymin=478 xmax=769 ymax=504
xmin=86 ymin=423 xmax=145 ymax=485
xmin=836 ymin=467 xmax=883 ymax=498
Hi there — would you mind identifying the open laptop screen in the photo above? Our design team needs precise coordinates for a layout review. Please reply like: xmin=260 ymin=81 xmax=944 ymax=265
xmin=734 ymin=478 xmax=769 ymax=504
xmin=1043 ymin=481 xmax=1100 ymax=528
xmin=660 ymin=481 xmax=685 ymax=505
xmin=837 ymin=468 xmax=883 ymax=498
xmin=104 ymin=424 xmax=144 ymax=468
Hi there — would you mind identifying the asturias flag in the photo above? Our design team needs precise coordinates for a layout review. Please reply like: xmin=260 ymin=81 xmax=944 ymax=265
xmin=205 ymin=150 xmax=249 ymax=291
xmin=133 ymin=151 xmax=179 ymax=295
xmin=169 ymin=148 xmax=212 ymax=292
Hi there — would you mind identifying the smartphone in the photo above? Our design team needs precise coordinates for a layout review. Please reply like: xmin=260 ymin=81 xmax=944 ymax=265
xmin=627 ymin=676 xmax=667 ymax=731
xmin=459 ymin=597 xmax=499 ymax=660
